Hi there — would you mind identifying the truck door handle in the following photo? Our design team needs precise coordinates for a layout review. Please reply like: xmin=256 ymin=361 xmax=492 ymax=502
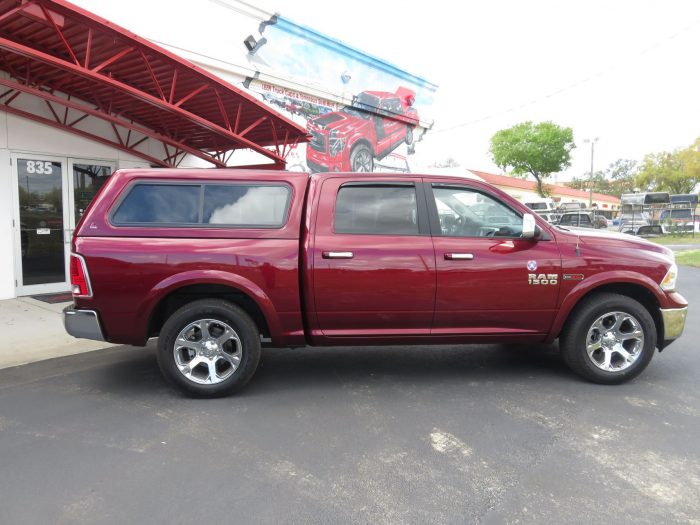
xmin=322 ymin=251 xmax=354 ymax=259
xmin=444 ymin=253 xmax=474 ymax=260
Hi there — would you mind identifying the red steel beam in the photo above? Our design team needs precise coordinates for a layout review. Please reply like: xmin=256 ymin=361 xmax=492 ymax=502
xmin=0 ymin=102 xmax=170 ymax=167
xmin=0 ymin=76 xmax=226 ymax=167
xmin=0 ymin=2 xmax=35 ymax=24
xmin=0 ymin=36 xmax=286 ymax=166
xmin=39 ymin=3 xmax=79 ymax=65
xmin=91 ymin=47 xmax=133 ymax=73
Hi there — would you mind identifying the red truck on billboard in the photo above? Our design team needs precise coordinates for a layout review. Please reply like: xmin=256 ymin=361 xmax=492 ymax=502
xmin=64 ymin=169 xmax=688 ymax=397
xmin=306 ymin=87 xmax=418 ymax=173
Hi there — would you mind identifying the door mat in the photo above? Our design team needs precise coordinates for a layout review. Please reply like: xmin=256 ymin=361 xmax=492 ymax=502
xmin=31 ymin=292 xmax=73 ymax=304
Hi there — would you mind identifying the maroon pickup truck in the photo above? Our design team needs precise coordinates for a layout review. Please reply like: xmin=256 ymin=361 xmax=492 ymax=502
xmin=64 ymin=169 xmax=688 ymax=397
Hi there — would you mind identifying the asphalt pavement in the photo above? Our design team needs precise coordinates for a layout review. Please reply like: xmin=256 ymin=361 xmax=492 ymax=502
xmin=1 ymin=268 xmax=699 ymax=524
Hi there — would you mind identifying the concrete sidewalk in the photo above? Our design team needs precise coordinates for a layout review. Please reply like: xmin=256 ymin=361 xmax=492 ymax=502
xmin=0 ymin=297 xmax=112 ymax=370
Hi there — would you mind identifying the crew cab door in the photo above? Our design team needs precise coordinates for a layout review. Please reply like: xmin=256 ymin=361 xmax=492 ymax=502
xmin=310 ymin=176 xmax=435 ymax=338
xmin=426 ymin=181 xmax=561 ymax=337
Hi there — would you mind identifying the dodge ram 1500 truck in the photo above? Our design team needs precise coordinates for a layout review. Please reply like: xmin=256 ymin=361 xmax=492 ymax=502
xmin=64 ymin=169 xmax=688 ymax=397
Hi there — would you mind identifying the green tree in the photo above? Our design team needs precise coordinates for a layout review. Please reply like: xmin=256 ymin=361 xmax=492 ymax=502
xmin=566 ymin=159 xmax=640 ymax=198
xmin=567 ymin=170 xmax=609 ymax=194
xmin=636 ymin=140 xmax=700 ymax=194
xmin=489 ymin=121 xmax=575 ymax=197
xmin=606 ymin=159 xmax=639 ymax=195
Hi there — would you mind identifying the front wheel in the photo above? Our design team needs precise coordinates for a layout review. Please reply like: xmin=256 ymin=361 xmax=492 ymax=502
xmin=559 ymin=293 xmax=656 ymax=384
xmin=350 ymin=143 xmax=374 ymax=172
xmin=157 ymin=299 xmax=261 ymax=397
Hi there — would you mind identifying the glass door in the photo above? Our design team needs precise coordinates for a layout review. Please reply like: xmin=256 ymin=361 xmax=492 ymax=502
xmin=12 ymin=154 xmax=70 ymax=296
xmin=68 ymin=159 xmax=116 ymax=233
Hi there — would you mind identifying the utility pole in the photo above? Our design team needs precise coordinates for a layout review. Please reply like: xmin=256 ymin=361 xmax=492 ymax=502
xmin=584 ymin=137 xmax=599 ymax=208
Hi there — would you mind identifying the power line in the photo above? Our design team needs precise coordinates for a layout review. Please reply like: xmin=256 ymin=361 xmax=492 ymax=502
xmin=431 ymin=18 xmax=700 ymax=134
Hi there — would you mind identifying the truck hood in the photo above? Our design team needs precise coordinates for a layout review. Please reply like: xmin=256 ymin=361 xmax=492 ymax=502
xmin=554 ymin=226 xmax=674 ymax=259
xmin=309 ymin=111 xmax=369 ymax=134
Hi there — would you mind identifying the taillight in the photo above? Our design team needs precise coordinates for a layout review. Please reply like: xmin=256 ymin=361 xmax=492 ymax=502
xmin=70 ymin=254 xmax=92 ymax=297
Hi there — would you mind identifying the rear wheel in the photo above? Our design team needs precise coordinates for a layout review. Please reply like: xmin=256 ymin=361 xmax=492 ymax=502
xmin=560 ymin=293 xmax=656 ymax=384
xmin=157 ymin=299 xmax=261 ymax=397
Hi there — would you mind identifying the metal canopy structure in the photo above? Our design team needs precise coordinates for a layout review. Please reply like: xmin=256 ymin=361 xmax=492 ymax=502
xmin=0 ymin=0 xmax=308 ymax=168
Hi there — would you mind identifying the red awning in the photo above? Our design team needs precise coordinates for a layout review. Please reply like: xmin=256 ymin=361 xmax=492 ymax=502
xmin=0 ymin=0 xmax=308 ymax=168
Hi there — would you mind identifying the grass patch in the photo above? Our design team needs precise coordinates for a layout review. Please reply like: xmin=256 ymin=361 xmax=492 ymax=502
xmin=676 ymin=250 xmax=700 ymax=267
xmin=649 ymin=235 xmax=699 ymax=245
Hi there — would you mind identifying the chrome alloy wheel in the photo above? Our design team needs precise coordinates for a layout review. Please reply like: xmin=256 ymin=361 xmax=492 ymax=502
xmin=585 ymin=311 xmax=645 ymax=372
xmin=173 ymin=319 xmax=241 ymax=385
xmin=352 ymin=149 xmax=373 ymax=172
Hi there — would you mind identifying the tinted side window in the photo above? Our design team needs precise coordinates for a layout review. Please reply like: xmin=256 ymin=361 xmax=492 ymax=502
xmin=112 ymin=184 xmax=200 ymax=224
xmin=432 ymin=185 xmax=522 ymax=237
xmin=561 ymin=214 xmax=591 ymax=225
xmin=335 ymin=185 xmax=419 ymax=235
xmin=203 ymin=185 xmax=290 ymax=227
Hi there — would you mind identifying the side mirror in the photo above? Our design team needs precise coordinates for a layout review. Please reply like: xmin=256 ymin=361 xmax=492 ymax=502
xmin=522 ymin=213 xmax=536 ymax=239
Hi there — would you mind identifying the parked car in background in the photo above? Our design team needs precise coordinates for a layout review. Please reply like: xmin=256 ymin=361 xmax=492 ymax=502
xmin=619 ymin=218 xmax=651 ymax=235
xmin=557 ymin=201 xmax=587 ymax=213
xmin=636 ymin=225 xmax=664 ymax=238
xmin=558 ymin=212 xmax=607 ymax=229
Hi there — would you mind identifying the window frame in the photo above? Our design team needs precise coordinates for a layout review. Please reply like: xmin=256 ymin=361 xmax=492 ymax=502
xmin=109 ymin=179 xmax=293 ymax=229
xmin=332 ymin=181 xmax=430 ymax=236
xmin=425 ymin=182 xmax=528 ymax=239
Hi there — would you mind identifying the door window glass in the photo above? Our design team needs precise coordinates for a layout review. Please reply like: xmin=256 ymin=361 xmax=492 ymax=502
xmin=335 ymin=184 xmax=419 ymax=235
xmin=432 ymin=185 xmax=523 ymax=237
xmin=17 ymin=158 xmax=65 ymax=285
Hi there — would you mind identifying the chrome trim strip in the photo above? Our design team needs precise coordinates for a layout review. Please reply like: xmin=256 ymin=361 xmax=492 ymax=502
xmin=63 ymin=307 xmax=105 ymax=341
xmin=660 ymin=307 xmax=688 ymax=341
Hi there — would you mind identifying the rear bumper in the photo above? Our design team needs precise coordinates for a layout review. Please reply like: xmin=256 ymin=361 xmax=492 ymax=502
xmin=660 ymin=306 xmax=688 ymax=348
xmin=63 ymin=307 xmax=105 ymax=341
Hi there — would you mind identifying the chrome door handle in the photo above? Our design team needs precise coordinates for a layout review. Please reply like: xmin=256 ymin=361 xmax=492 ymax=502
xmin=322 ymin=251 xmax=354 ymax=259
xmin=444 ymin=253 xmax=474 ymax=260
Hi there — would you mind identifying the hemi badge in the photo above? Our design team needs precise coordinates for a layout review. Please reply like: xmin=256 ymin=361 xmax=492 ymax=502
xmin=563 ymin=274 xmax=585 ymax=281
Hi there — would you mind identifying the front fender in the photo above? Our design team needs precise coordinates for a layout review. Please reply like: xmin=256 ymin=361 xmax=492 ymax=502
xmin=546 ymin=271 xmax=667 ymax=343
xmin=137 ymin=269 xmax=282 ymax=344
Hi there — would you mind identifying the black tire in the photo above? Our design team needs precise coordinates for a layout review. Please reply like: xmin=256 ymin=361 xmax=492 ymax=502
xmin=405 ymin=126 xmax=414 ymax=145
xmin=157 ymin=299 xmax=261 ymax=397
xmin=349 ymin=143 xmax=374 ymax=172
xmin=559 ymin=293 xmax=656 ymax=384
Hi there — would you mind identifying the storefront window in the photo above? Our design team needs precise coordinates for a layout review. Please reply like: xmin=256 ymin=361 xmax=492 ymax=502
xmin=73 ymin=163 xmax=113 ymax=224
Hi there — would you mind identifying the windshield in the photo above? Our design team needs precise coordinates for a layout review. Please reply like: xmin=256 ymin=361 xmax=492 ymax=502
xmin=341 ymin=106 xmax=371 ymax=119
xmin=343 ymin=92 xmax=380 ymax=120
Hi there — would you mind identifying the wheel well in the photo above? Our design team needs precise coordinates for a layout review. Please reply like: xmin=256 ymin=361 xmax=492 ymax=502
xmin=148 ymin=284 xmax=269 ymax=339
xmin=561 ymin=283 xmax=663 ymax=343
xmin=351 ymin=139 xmax=373 ymax=155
